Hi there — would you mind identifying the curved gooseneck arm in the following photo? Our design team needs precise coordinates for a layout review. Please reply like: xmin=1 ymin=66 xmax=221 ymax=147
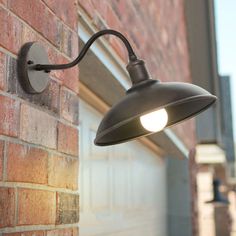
xmin=34 ymin=29 xmax=137 ymax=72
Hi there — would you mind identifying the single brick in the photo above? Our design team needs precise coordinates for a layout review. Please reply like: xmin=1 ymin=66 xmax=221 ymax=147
xmin=70 ymin=30 xmax=79 ymax=59
xmin=0 ymin=140 xmax=4 ymax=181
xmin=48 ymin=155 xmax=78 ymax=190
xmin=57 ymin=122 xmax=78 ymax=156
xmin=60 ymin=25 xmax=73 ymax=58
xmin=0 ymin=95 xmax=20 ymax=137
xmin=20 ymin=104 xmax=57 ymax=149
xmin=7 ymin=56 xmax=60 ymax=114
xmin=58 ymin=23 xmax=79 ymax=58
xmin=17 ymin=188 xmax=56 ymax=225
xmin=43 ymin=0 xmax=78 ymax=30
xmin=7 ymin=142 xmax=48 ymax=184
xmin=46 ymin=227 xmax=78 ymax=236
xmin=60 ymin=87 xmax=79 ymax=125
xmin=0 ymin=51 xmax=6 ymax=90
xmin=56 ymin=192 xmax=79 ymax=224
xmin=8 ymin=0 xmax=61 ymax=48
xmin=0 ymin=188 xmax=15 ymax=228
xmin=3 ymin=231 xmax=45 ymax=236
xmin=0 ymin=8 xmax=22 ymax=54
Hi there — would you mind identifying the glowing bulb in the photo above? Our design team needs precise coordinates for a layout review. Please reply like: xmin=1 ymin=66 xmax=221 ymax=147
xmin=140 ymin=108 xmax=168 ymax=132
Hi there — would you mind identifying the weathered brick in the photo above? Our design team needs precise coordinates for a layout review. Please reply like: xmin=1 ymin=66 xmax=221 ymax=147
xmin=0 ymin=51 xmax=6 ymax=90
xmin=7 ymin=52 xmax=60 ymax=114
xmin=47 ymin=48 xmax=79 ymax=94
xmin=0 ymin=7 xmax=22 ymax=54
xmin=60 ymin=87 xmax=79 ymax=125
xmin=43 ymin=0 xmax=78 ymax=31
xmin=60 ymin=65 xmax=79 ymax=94
xmin=0 ymin=140 xmax=4 ymax=181
xmin=8 ymin=0 xmax=61 ymax=48
xmin=3 ymin=231 xmax=45 ymax=236
xmin=56 ymin=192 xmax=79 ymax=224
xmin=0 ymin=188 xmax=15 ymax=228
xmin=21 ymin=23 xmax=39 ymax=44
xmin=46 ymin=228 xmax=78 ymax=236
xmin=60 ymin=25 xmax=79 ymax=58
xmin=57 ymin=122 xmax=78 ymax=156
xmin=0 ymin=95 xmax=20 ymax=137
xmin=17 ymin=189 xmax=56 ymax=225
xmin=70 ymin=30 xmax=79 ymax=59
xmin=7 ymin=142 xmax=48 ymax=184
xmin=6 ymin=55 xmax=17 ymax=93
xmin=60 ymin=24 xmax=72 ymax=57
xmin=34 ymin=79 xmax=60 ymax=114
xmin=20 ymin=104 xmax=57 ymax=149
xmin=48 ymin=155 xmax=78 ymax=190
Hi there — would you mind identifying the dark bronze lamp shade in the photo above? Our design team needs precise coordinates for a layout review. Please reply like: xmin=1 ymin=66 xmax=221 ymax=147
xmin=95 ymin=79 xmax=216 ymax=146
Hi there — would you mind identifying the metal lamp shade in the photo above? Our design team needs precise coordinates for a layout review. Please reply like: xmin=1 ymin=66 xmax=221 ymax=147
xmin=205 ymin=179 xmax=229 ymax=206
xmin=94 ymin=80 xmax=216 ymax=146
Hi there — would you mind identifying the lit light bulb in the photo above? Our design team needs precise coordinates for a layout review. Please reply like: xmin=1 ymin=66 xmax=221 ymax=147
xmin=140 ymin=108 xmax=168 ymax=132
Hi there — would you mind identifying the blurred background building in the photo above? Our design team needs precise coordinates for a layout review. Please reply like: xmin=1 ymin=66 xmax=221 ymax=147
xmin=186 ymin=0 xmax=236 ymax=236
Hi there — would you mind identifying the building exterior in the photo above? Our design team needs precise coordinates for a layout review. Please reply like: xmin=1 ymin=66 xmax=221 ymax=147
xmin=195 ymin=75 xmax=236 ymax=236
xmin=185 ymin=0 xmax=236 ymax=235
xmin=0 ymin=0 xmax=228 ymax=236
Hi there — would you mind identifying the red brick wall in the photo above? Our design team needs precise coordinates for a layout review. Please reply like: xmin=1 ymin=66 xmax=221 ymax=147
xmin=0 ymin=0 xmax=79 ymax=234
xmin=78 ymin=0 xmax=196 ymax=149
xmin=0 ymin=0 xmax=197 ymax=234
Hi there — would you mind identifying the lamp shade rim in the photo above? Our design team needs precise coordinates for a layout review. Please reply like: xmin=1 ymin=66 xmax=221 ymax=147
xmin=94 ymin=94 xmax=216 ymax=146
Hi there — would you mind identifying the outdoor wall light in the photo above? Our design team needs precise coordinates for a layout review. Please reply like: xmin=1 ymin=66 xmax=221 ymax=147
xmin=205 ymin=179 xmax=229 ymax=206
xmin=17 ymin=29 xmax=216 ymax=146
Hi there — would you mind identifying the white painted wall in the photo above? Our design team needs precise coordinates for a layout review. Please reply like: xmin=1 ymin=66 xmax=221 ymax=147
xmin=79 ymin=101 xmax=167 ymax=236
